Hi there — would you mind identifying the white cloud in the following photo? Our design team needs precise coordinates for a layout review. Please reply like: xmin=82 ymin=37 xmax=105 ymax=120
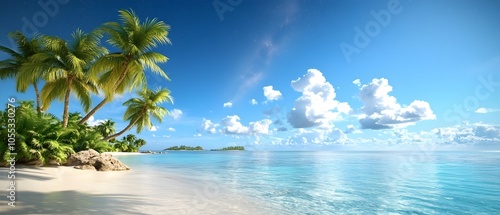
xmin=353 ymin=79 xmax=361 ymax=86
xmin=250 ymin=99 xmax=258 ymax=105
xmin=475 ymin=108 xmax=499 ymax=114
xmin=358 ymin=78 xmax=436 ymax=129
xmin=263 ymin=85 xmax=282 ymax=101
xmin=287 ymin=69 xmax=351 ymax=128
xmin=149 ymin=125 xmax=158 ymax=131
xmin=221 ymin=115 xmax=249 ymax=134
xmin=220 ymin=115 xmax=273 ymax=135
xmin=167 ymin=127 xmax=176 ymax=132
xmin=223 ymin=102 xmax=233 ymax=108
xmin=87 ymin=116 xmax=106 ymax=127
xmin=162 ymin=135 xmax=171 ymax=138
xmin=274 ymin=128 xmax=348 ymax=145
xmin=171 ymin=109 xmax=183 ymax=120
xmin=249 ymin=119 xmax=273 ymax=135
xmin=202 ymin=118 xmax=219 ymax=134
xmin=433 ymin=123 xmax=500 ymax=146
xmin=194 ymin=133 xmax=202 ymax=137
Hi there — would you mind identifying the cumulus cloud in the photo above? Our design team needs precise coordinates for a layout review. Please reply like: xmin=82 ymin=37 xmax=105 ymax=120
xmin=221 ymin=115 xmax=249 ymax=134
xmin=220 ymin=115 xmax=273 ymax=135
xmin=202 ymin=118 xmax=219 ymax=134
xmin=287 ymin=69 xmax=351 ymax=128
xmin=433 ymin=123 xmax=500 ymax=145
xmin=167 ymin=127 xmax=176 ymax=132
xmin=171 ymin=109 xmax=183 ymax=120
xmin=263 ymin=85 xmax=282 ymax=101
xmin=249 ymin=119 xmax=273 ymax=135
xmin=223 ymin=102 xmax=233 ymax=108
xmin=87 ymin=116 xmax=106 ymax=127
xmin=149 ymin=125 xmax=158 ymax=131
xmin=353 ymin=79 xmax=361 ymax=86
xmin=274 ymin=128 xmax=348 ymax=145
xmin=475 ymin=108 xmax=499 ymax=114
xmin=250 ymin=99 xmax=258 ymax=105
xmin=358 ymin=78 xmax=436 ymax=129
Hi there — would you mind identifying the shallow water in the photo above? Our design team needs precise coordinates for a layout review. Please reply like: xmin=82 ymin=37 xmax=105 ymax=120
xmin=117 ymin=151 xmax=500 ymax=214
xmin=2 ymin=151 xmax=499 ymax=214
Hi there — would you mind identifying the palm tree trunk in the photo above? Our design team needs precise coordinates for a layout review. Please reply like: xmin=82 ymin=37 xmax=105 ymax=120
xmin=79 ymin=98 xmax=107 ymax=124
xmin=79 ymin=61 xmax=131 ymax=125
xmin=33 ymin=81 xmax=42 ymax=114
xmin=103 ymin=106 xmax=144 ymax=141
xmin=62 ymin=77 xmax=73 ymax=128
xmin=103 ymin=119 xmax=137 ymax=141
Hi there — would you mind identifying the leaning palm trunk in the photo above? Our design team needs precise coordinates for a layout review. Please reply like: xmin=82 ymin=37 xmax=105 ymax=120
xmin=103 ymin=116 xmax=139 ymax=141
xmin=79 ymin=98 xmax=107 ymax=124
xmin=79 ymin=63 xmax=130 ymax=125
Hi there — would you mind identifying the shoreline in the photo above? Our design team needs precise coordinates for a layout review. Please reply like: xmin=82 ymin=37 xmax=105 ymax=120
xmin=101 ymin=152 xmax=145 ymax=156
xmin=0 ymin=165 xmax=276 ymax=214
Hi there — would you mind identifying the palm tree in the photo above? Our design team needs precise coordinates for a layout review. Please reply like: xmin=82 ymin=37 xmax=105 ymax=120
xmin=21 ymin=29 xmax=107 ymax=128
xmin=79 ymin=9 xmax=171 ymax=125
xmin=134 ymin=139 xmax=147 ymax=149
xmin=103 ymin=87 xmax=172 ymax=141
xmin=0 ymin=31 xmax=44 ymax=113
xmin=95 ymin=119 xmax=116 ymax=137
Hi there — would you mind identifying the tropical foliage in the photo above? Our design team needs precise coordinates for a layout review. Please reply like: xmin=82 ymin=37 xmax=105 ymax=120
xmin=0 ymin=9 xmax=172 ymax=166
xmin=0 ymin=101 xmax=75 ymax=165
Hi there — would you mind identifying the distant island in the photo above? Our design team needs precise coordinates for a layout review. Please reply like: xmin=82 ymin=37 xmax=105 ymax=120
xmin=211 ymin=146 xmax=245 ymax=151
xmin=163 ymin=145 xmax=245 ymax=151
xmin=164 ymin=145 xmax=203 ymax=151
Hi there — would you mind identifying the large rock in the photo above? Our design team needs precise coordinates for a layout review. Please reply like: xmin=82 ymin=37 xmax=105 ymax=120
xmin=93 ymin=154 xmax=130 ymax=171
xmin=66 ymin=150 xmax=130 ymax=171
xmin=65 ymin=149 xmax=100 ymax=166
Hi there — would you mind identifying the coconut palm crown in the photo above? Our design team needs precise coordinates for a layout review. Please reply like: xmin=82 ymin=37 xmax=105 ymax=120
xmin=103 ymin=87 xmax=172 ymax=141
xmin=0 ymin=31 xmax=44 ymax=113
xmin=19 ymin=29 xmax=107 ymax=127
xmin=80 ymin=9 xmax=171 ymax=125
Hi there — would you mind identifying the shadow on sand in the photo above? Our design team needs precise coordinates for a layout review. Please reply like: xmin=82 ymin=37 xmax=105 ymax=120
xmin=2 ymin=190 xmax=156 ymax=214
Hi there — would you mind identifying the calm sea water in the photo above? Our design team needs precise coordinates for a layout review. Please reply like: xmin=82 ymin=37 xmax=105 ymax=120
xmin=117 ymin=151 xmax=500 ymax=214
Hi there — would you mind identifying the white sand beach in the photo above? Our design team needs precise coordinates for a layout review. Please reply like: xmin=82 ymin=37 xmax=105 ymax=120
xmin=0 ymin=166 xmax=277 ymax=215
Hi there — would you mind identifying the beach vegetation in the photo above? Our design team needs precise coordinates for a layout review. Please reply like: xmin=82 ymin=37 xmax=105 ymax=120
xmin=0 ymin=9 xmax=172 ymax=166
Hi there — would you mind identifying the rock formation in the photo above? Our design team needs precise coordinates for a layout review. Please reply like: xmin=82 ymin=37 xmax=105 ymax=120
xmin=66 ymin=149 xmax=130 ymax=171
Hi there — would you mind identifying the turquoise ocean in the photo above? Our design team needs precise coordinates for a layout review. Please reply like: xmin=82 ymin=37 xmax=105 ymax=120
xmin=117 ymin=151 xmax=500 ymax=214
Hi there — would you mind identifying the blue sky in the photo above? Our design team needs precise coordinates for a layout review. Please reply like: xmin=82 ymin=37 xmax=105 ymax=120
xmin=1 ymin=0 xmax=499 ymax=150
